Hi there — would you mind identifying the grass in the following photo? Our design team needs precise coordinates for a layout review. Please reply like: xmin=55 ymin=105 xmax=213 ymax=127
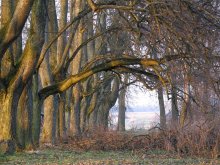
xmin=0 ymin=148 xmax=219 ymax=165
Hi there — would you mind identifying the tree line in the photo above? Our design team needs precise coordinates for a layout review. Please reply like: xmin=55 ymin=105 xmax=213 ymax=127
xmin=0 ymin=0 xmax=219 ymax=154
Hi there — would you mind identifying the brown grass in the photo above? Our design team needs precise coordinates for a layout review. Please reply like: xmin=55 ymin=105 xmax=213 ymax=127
xmin=53 ymin=123 xmax=220 ymax=160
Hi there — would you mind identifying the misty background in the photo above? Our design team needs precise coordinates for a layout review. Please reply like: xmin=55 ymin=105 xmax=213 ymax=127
xmin=110 ymin=86 xmax=171 ymax=130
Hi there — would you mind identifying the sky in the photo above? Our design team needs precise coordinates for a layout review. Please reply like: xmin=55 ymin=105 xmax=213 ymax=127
xmin=129 ymin=87 xmax=159 ymax=112
xmin=128 ymin=85 xmax=171 ymax=113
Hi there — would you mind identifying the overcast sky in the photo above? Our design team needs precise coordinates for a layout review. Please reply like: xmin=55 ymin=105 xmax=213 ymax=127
xmin=129 ymin=87 xmax=159 ymax=112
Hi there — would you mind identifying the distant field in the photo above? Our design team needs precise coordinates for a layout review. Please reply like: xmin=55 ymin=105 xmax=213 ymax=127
xmin=110 ymin=111 xmax=159 ymax=130
xmin=0 ymin=148 xmax=219 ymax=165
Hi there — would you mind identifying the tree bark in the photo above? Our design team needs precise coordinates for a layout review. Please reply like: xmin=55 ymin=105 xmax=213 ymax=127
xmin=0 ymin=0 xmax=46 ymax=153
xmin=31 ymin=73 xmax=42 ymax=148
xmin=118 ymin=75 xmax=128 ymax=131
xmin=0 ymin=0 xmax=35 ymax=59
xmin=39 ymin=58 xmax=57 ymax=144
xmin=69 ymin=84 xmax=82 ymax=136
xmin=158 ymin=87 xmax=166 ymax=129
xmin=180 ymin=68 xmax=190 ymax=127
xmin=57 ymin=93 xmax=67 ymax=141
xmin=69 ymin=0 xmax=85 ymax=137
xmin=171 ymin=85 xmax=179 ymax=126
xmin=48 ymin=0 xmax=58 ymax=69
xmin=16 ymin=82 xmax=33 ymax=150
xmin=97 ymin=77 xmax=119 ymax=129
xmin=57 ymin=0 xmax=68 ymax=61
xmin=0 ymin=0 xmax=14 ymax=79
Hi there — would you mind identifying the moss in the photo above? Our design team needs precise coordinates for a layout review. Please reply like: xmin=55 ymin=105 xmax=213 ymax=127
xmin=0 ymin=140 xmax=15 ymax=155
xmin=0 ymin=25 xmax=8 ymax=42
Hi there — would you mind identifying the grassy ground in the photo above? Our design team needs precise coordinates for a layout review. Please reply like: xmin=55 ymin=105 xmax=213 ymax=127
xmin=0 ymin=148 xmax=219 ymax=165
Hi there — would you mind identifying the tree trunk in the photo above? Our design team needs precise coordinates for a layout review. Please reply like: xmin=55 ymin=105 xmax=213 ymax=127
xmin=171 ymin=85 xmax=179 ymax=126
xmin=57 ymin=93 xmax=67 ymax=141
xmin=16 ymin=82 xmax=33 ymax=150
xmin=0 ymin=0 xmax=46 ymax=153
xmin=96 ymin=81 xmax=111 ymax=128
xmin=88 ymin=92 xmax=98 ymax=129
xmin=97 ymin=77 xmax=119 ymax=129
xmin=118 ymin=75 xmax=128 ymax=131
xmin=57 ymin=0 xmax=68 ymax=61
xmin=0 ymin=3 xmax=15 ymax=152
xmin=0 ymin=92 xmax=16 ymax=153
xmin=48 ymin=0 xmax=58 ymax=69
xmin=0 ymin=0 xmax=35 ymax=59
xmin=31 ymin=73 xmax=42 ymax=148
xmin=0 ymin=0 xmax=14 ymax=79
xmin=180 ymin=69 xmax=190 ymax=127
xmin=39 ymin=58 xmax=58 ymax=144
xmin=69 ymin=0 xmax=85 ymax=137
xmin=39 ymin=0 xmax=59 ymax=144
xmin=80 ymin=87 xmax=91 ymax=132
xmin=158 ymin=87 xmax=166 ymax=129
xmin=69 ymin=84 xmax=82 ymax=136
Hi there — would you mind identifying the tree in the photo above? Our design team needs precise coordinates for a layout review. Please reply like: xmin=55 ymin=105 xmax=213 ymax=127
xmin=0 ymin=0 xmax=46 ymax=153
xmin=0 ymin=0 xmax=219 ymax=154
xmin=118 ymin=75 xmax=128 ymax=131
xmin=39 ymin=0 xmax=59 ymax=145
xmin=158 ymin=87 xmax=166 ymax=129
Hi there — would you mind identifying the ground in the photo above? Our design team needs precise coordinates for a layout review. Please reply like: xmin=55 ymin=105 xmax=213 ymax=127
xmin=0 ymin=148 xmax=219 ymax=165
xmin=1 ymin=130 xmax=220 ymax=164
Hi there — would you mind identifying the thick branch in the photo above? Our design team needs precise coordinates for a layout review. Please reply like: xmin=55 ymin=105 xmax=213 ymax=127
xmin=36 ymin=7 xmax=92 ymax=69
xmin=87 ymin=0 xmax=98 ymax=11
xmin=114 ymin=66 xmax=158 ymax=79
xmin=63 ymin=27 xmax=122 ymax=74
xmin=0 ymin=0 xmax=35 ymax=59
xmin=87 ymin=0 xmax=166 ymax=12
xmin=39 ymin=58 xmax=159 ymax=100
xmin=161 ymin=54 xmax=220 ymax=63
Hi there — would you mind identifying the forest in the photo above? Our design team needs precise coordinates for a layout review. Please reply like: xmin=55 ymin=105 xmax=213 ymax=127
xmin=0 ymin=0 xmax=220 ymax=164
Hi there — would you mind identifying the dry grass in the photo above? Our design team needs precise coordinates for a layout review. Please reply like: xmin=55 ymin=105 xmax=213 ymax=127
xmin=59 ymin=125 xmax=219 ymax=159
xmin=0 ymin=124 xmax=220 ymax=164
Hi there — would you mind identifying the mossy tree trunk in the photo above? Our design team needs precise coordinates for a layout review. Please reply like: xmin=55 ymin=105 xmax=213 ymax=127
xmin=69 ymin=0 xmax=85 ymax=137
xmin=39 ymin=57 xmax=57 ymax=144
xmin=31 ymin=73 xmax=42 ymax=148
xmin=39 ymin=0 xmax=59 ymax=145
xmin=16 ymin=81 xmax=33 ymax=151
xmin=0 ymin=0 xmax=46 ymax=154
xmin=56 ymin=0 xmax=68 ymax=142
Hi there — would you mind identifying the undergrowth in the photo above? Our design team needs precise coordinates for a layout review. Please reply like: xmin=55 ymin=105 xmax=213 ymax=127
xmin=60 ymin=123 xmax=220 ymax=159
xmin=0 ymin=122 xmax=220 ymax=164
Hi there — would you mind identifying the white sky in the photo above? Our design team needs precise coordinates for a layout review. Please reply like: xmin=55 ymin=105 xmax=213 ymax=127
xmin=129 ymin=88 xmax=159 ymax=112
xmin=128 ymin=85 xmax=171 ymax=114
